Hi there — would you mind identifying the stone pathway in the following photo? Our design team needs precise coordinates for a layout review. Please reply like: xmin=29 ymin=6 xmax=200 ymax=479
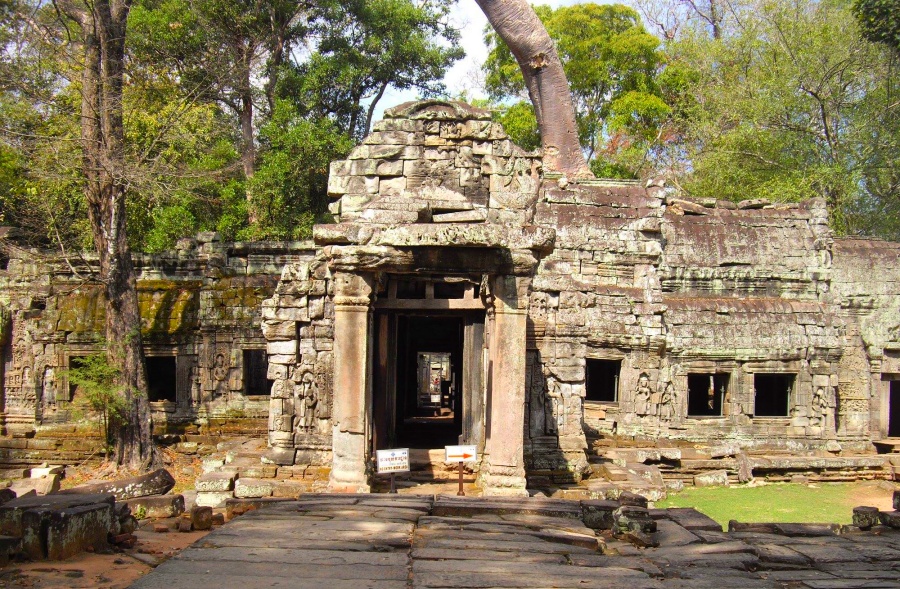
xmin=129 ymin=495 xmax=900 ymax=589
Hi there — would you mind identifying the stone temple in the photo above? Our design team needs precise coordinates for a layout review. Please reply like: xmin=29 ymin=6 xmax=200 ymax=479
xmin=1 ymin=100 xmax=899 ymax=495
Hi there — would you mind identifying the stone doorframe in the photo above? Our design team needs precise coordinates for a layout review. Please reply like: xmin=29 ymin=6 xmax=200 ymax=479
xmin=323 ymin=244 xmax=538 ymax=496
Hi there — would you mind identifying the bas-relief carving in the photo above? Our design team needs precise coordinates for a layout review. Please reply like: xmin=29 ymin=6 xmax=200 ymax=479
xmin=658 ymin=382 xmax=676 ymax=421
xmin=633 ymin=373 xmax=653 ymax=416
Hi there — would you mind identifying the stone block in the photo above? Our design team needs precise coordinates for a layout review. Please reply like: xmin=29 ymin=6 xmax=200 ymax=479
xmin=195 ymin=491 xmax=233 ymax=509
xmin=124 ymin=495 xmax=185 ymax=519
xmin=693 ymin=470 xmax=729 ymax=487
xmin=11 ymin=474 xmax=60 ymax=496
xmin=0 ymin=535 xmax=21 ymax=567
xmin=196 ymin=473 xmax=235 ymax=494
xmin=612 ymin=505 xmax=657 ymax=536
xmin=879 ymin=510 xmax=900 ymax=529
xmin=225 ymin=497 xmax=293 ymax=520
xmin=234 ymin=478 xmax=274 ymax=498
xmin=240 ymin=465 xmax=277 ymax=479
xmin=262 ymin=447 xmax=296 ymax=466
xmin=581 ymin=500 xmax=618 ymax=530
xmin=45 ymin=503 xmax=113 ymax=560
xmin=852 ymin=506 xmax=880 ymax=530
xmin=190 ymin=506 xmax=213 ymax=531
xmin=894 ymin=490 xmax=900 ymax=511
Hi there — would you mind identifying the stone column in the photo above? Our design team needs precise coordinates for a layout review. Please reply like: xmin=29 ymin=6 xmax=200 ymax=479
xmin=328 ymin=271 xmax=374 ymax=493
xmin=481 ymin=274 xmax=529 ymax=496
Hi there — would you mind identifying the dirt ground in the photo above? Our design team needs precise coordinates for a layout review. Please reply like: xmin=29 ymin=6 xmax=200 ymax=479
xmin=0 ymin=521 xmax=210 ymax=589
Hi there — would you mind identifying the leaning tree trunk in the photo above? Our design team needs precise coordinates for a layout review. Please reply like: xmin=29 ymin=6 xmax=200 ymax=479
xmin=475 ymin=0 xmax=592 ymax=179
xmin=63 ymin=0 xmax=156 ymax=469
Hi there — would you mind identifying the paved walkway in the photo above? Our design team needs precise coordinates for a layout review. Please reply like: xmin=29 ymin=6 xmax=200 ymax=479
xmin=130 ymin=494 xmax=900 ymax=589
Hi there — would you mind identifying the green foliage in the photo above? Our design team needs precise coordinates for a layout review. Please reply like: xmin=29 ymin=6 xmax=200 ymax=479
xmin=483 ymin=3 xmax=669 ymax=178
xmin=283 ymin=0 xmax=463 ymax=140
xmin=493 ymin=102 xmax=541 ymax=152
xmin=662 ymin=0 xmax=900 ymax=238
xmin=65 ymin=353 xmax=127 ymax=455
xmin=853 ymin=0 xmax=900 ymax=52
xmin=246 ymin=101 xmax=353 ymax=240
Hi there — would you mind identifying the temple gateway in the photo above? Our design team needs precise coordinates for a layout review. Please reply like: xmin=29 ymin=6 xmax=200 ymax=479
xmin=1 ymin=101 xmax=899 ymax=495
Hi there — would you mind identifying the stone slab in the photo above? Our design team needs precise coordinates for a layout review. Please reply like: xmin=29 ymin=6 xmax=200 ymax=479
xmin=124 ymin=494 xmax=185 ymax=519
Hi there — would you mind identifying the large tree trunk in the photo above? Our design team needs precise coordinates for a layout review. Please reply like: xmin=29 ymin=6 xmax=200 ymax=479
xmin=475 ymin=0 xmax=591 ymax=179
xmin=63 ymin=0 xmax=156 ymax=470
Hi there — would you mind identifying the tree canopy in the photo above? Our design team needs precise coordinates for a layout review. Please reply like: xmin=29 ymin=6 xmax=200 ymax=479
xmin=483 ymin=3 xmax=669 ymax=178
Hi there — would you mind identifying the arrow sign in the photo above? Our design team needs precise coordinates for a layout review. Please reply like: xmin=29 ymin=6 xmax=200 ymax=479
xmin=445 ymin=445 xmax=477 ymax=463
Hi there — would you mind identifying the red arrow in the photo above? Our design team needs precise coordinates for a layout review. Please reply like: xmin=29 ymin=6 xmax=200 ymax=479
xmin=447 ymin=453 xmax=473 ymax=460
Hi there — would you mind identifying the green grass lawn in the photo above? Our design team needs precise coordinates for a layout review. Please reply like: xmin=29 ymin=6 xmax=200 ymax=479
xmin=656 ymin=482 xmax=884 ymax=527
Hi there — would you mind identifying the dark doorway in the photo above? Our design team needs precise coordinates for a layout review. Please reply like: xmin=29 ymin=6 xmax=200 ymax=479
xmin=890 ymin=381 xmax=900 ymax=437
xmin=243 ymin=349 xmax=271 ymax=396
xmin=394 ymin=315 xmax=463 ymax=448
xmin=754 ymin=373 xmax=794 ymax=417
xmin=146 ymin=357 xmax=177 ymax=402
xmin=688 ymin=373 xmax=729 ymax=416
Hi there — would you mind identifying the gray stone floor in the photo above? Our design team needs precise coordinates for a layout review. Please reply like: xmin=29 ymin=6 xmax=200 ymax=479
xmin=129 ymin=494 xmax=900 ymax=589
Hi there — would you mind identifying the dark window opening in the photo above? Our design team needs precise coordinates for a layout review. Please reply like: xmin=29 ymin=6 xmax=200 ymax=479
xmin=146 ymin=357 xmax=177 ymax=402
xmin=30 ymin=299 xmax=46 ymax=311
xmin=396 ymin=279 xmax=426 ymax=299
xmin=889 ymin=381 xmax=900 ymax=438
xmin=754 ymin=373 xmax=795 ymax=417
xmin=688 ymin=373 xmax=729 ymax=416
xmin=586 ymin=359 xmax=620 ymax=402
xmin=244 ymin=349 xmax=272 ymax=396
xmin=68 ymin=356 xmax=88 ymax=399
xmin=433 ymin=281 xmax=468 ymax=300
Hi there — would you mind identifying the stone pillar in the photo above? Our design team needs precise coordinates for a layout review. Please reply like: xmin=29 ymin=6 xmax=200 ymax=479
xmin=481 ymin=274 xmax=529 ymax=496
xmin=328 ymin=271 xmax=374 ymax=493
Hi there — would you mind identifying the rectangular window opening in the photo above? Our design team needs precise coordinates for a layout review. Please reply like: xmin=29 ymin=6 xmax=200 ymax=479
xmin=395 ymin=279 xmax=427 ymax=299
xmin=433 ymin=281 xmax=468 ymax=300
xmin=146 ymin=356 xmax=177 ymax=403
xmin=754 ymin=373 xmax=795 ymax=417
xmin=586 ymin=359 xmax=620 ymax=402
xmin=244 ymin=349 xmax=272 ymax=396
xmin=687 ymin=373 xmax=729 ymax=416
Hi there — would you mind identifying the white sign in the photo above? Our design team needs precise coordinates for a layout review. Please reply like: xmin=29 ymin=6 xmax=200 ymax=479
xmin=445 ymin=445 xmax=477 ymax=463
xmin=376 ymin=448 xmax=410 ymax=474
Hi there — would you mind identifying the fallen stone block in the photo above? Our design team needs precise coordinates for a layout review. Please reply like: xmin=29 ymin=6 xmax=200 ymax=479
xmin=879 ymin=511 xmax=900 ymax=529
xmin=196 ymin=473 xmax=234 ymax=493
xmin=45 ymin=503 xmax=113 ymax=560
xmin=211 ymin=513 xmax=225 ymax=526
xmin=234 ymin=478 xmax=274 ymax=498
xmin=29 ymin=466 xmax=64 ymax=478
xmin=693 ymin=469 xmax=729 ymax=487
xmin=153 ymin=523 xmax=169 ymax=533
xmin=124 ymin=494 xmax=185 ymax=519
xmin=195 ymin=491 xmax=233 ymax=508
xmin=177 ymin=518 xmax=193 ymax=533
xmin=612 ymin=505 xmax=657 ymax=536
xmin=728 ymin=521 xmax=778 ymax=533
xmin=894 ymin=490 xmax=899 ymax=511
xmin=618 ymin=491 xmax=649 ymax=508
xmin=111 ymin=533 xmax=136 ymax=549
xmin=190 ymin=506 xmax=213 ymax=531
xmin=59 ymin=468 xmax=175 ymax=500
xmin=852 ymin=506 xmax=881 ymax=530
xmin=0 ymin=493 xmax=115 ymax=557
xmin=581 ymin=500 xmax=618 ymax=530
xmin=10 ymin=474 xmax=60 ymax=496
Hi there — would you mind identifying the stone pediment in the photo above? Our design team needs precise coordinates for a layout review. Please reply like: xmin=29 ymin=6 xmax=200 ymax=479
xmin=326 ymin=99 xmax=543 ymax=230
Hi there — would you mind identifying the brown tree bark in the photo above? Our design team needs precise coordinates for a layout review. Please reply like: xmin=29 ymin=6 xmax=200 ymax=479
xmin=58 ymin=0 xmax=156 ymax=469
xmin=475 ymin=0 xmax=592 ymax=179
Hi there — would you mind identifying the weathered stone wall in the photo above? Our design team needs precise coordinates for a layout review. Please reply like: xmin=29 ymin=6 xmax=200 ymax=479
xmin=830 ymin=238 xmax=900 ymax=438
xmin=0 ymin=233 xmax=315 ymax=435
